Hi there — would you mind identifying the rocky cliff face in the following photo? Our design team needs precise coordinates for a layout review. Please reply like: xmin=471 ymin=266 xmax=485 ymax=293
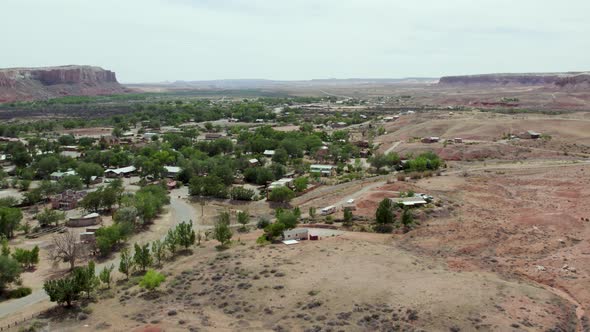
xmin=0 ymin=65 xmax=126 ymax=102
xmin=438 ymin=72 xmax=590 ymax=88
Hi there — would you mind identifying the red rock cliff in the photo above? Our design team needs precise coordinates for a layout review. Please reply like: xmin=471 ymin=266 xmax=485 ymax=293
xmin=0 ymin=65 xmax=126 ymax=102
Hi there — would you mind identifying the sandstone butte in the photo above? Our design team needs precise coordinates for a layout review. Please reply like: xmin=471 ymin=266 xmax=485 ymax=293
xmin=0 ymin=65 xmax=127 ymax=103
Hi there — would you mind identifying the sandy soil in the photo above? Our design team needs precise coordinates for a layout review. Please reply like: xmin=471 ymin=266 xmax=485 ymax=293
xmin=18 ymin=231 xmax=575 ymax=332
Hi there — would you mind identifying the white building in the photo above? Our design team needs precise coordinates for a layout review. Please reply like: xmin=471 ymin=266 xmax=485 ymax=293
xmin=283 ymin=228 xmax=309 ymax=241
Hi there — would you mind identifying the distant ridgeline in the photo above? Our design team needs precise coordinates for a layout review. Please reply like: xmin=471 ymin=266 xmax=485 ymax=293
xmin=438 ymin=72 xmax=590 ymax=88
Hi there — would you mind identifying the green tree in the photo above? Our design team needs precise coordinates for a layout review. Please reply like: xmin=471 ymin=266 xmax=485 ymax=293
xmin=0 ymin=255 xmax=21 ymax=291
xmin=164 ymin=228 xmax=178 ymax=256
xmin=58 ymin=175 xmax=84 ymax=191
xmin=213 ymin=219 xmax=233 ymax=248
xmin=76 ymin=162 xmax=104 ymax=188
xmin=36 ymin=208 xmax=65 ymax=227
xmin=343 ymin=208 xmax=353 ymax=226
xmin=133 ymin=243 xmax=152 ymax=272
xmin=375 ymin=198 xmax=395 ymax=233
xmin=73 ymin=261 xmax=98 ymax=299
xmin=0 ymin=207 xmax=23 ymax=238
xmin=43 ymin=275 xmax=81 ymax=307
xmin=151 ymin=239 xmax=165 ymax=266
xmin=99 ymin=264 xmax=114 ymax=289
xmin=268 ymin=187 xmax=295 ymax=203
xmin=176 ymin=221 xmax=196 ymax=250
xmin=400 ymin=208 xmax=414 ymax=232
xmin=308 ymin=207 xmax=316 ymax=220
xmin=80 ymin=190 xmax=103 ymax=213
xmin=229 ymin=186 xmax=255 ymax=201
xmin=293 ymin=177 xmax=309 ymax=192
xmin=1 ymin=237 xmax=10 ymax=256
xmin=113 ymin=206 xmax=138 ymax=225
xmin=118 ymin=248 xmax=134 ymax=280
xmin=11 ymin=246 xmax=39 ymax=269
xmin=35 ymin=156 xmax=60 ymax=179
xmin=139 ymin=270 xmax=165 ymax=291
xmin=237 ymin=211 xmax=249 ymax=232
xmin=95 ymin=224 xmax=125 ymax=256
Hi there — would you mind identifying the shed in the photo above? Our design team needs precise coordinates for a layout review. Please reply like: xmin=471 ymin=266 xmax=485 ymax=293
xmin=283 ymin=228 xmax=309 ymax=241
xmin=391 ymin=196 xmax=427 ymax=207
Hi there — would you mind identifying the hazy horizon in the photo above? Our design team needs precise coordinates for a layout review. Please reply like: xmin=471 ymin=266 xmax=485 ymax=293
xmin=2 ymin=0 xmax=589 ymax=82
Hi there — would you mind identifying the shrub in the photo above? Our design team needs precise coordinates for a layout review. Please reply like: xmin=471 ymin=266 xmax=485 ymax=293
xmin=8 ymin=286 xmax=32 ymax=298
xmin=257 ymin=217 xmax=270 ymax=229
xmin=139 ymin=270 xmax=165 ymax=291
xmin=229 ymin=187 xmax=255 ymax=201
xmin=374 ymin=224 xmax=394 ymax=233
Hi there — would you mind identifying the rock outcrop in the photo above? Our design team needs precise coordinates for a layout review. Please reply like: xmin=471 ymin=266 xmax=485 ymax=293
xmin=0 ymin=65 xmax=126 ymax=102
xmin=438 ymin=72 xmax=590 ymax=88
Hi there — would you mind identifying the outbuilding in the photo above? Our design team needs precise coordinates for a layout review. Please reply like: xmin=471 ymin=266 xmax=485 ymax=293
xmin=283 ymin=228 xmax=309 ymax=241
xmin=391 ymin=196 xmax=427 ymax=207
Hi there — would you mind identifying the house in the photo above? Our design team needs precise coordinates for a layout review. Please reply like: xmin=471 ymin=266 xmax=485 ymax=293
xmin=310 ymin=164 xmax=336 ymax=176
xmin=255 ymin=119 xmax=265 ymax=123
xmin=268 ymin=178 xmax=293 ymax=190
xmin=79 ymin=232 xmax=96 ymax=243
xmin=263 ymin=150 xmax=275 ymax=157
xmin=248 ymin=158 xmax=259 ymax=167
xmin=163 ymin=166 xmax=181 ymax=178
xmin=454 ymin=138 xmax=463 ymax=143
xmin=283 ymin=228 xmax=309 ymax=241
xmin=105 ymin=166 xmax=136 ymax=178
xmin=205 ymin=133 xmax=223 ymax=140
xmin=50 ymin=190 xmax=87 ymax=210
xmin=390 ymin=196 xmax=427 ymax=207
xmin=421 ymin=137 xmax=440 ymax=143
xmin=383 ymin=116 xmax=395 ymax=122
xmin=66 ymin=212 xmax=102 ymax=227
xmin=62 ymin=145 xmax=79 ymax=152
xmin=50 ymin=169 xmax=77 ymax=181
xmin=99 ymin=135 xmax=120 ymax=146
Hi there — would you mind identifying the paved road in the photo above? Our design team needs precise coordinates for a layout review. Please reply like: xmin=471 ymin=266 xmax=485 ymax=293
xmin=0 ymin=187 xmax=200 ymax=320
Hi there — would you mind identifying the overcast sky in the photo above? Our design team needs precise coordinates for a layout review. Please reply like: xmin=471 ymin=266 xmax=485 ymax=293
xmin=2 ymin=0 xmax=589 ymax=82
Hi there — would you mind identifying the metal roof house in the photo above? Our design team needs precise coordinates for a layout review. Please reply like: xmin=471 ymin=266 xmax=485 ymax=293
xmin=310 ymin=164 xmax=336 ymax=176
xmin=391 ymin=196 xmax=428 ymax=207
xmin=269 ymin=178 xmax=294 ymax=190
xmin=283 ymin=228 xmax=309 ymax=241
xmin=263 ymin=150 xmax=275 ymax=157
xmin=105 ymin=166 xmax=137 ymax=178
xmin=164 ymin=166 xmax=181 ymax=178
xmin=50 ymin=169 xmax=77 ymax=181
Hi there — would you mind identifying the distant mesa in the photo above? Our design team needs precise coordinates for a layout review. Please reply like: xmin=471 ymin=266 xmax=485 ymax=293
xmin=0 ymin=65 xmax=127 ymax=103
xmin=438 ymin=72 xmax=590 ymax=88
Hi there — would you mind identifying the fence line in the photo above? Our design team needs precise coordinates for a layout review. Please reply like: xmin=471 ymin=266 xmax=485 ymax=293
xmin=0 ymin=312 xmax=42 ymax=331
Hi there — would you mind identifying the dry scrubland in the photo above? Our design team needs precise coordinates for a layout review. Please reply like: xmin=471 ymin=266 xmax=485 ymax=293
xmin=32 ymin=232 xmax=575 ymax=332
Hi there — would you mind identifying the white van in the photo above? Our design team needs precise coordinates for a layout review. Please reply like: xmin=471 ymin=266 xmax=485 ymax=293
xmin=321 ymin=206 xmax=336 ymax=215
